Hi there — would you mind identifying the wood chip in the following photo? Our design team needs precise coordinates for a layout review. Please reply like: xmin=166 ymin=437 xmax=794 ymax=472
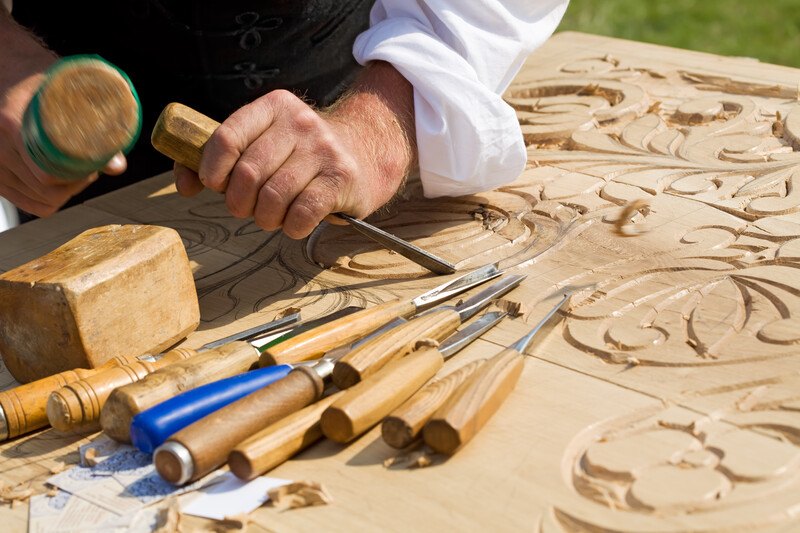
xmin=83 ymin=447 xmax=99 ymax=467
xmin=414 ymin=338 xmax=440 ymax=350
xmin=268 ymin=481 xmax=333 ymax=510
xmin=48 ymin=462 xmax=67 ymax=475
xmin=613 ymin=199 xmax=651 ymax=237
xmin=383 ymin=448 xmax=435 ymax=469
xmin=0 ymin=483 xmax=34 ymax=505
xmin=493 ymin=299 xmax=527 ymax=318
xmin=275 ymin=307 xmax=301 ymax=320
xmin=153 ymin=497 xmax=181 ymax=533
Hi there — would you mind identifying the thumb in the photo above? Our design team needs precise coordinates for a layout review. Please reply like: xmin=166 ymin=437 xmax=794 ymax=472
xmin=101 ymin=153 xmax=127 ymax=175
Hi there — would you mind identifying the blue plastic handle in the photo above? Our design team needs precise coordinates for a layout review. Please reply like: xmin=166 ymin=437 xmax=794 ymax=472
xmin=130 ymin=364 xmax=293 ymax=453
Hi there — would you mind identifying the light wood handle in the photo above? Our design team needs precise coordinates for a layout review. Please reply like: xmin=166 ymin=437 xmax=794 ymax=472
xmin=151 ymin=103 xmax=219 ymax=173
xmin=321 ymin=347 xmax=443 ymax=443
xmin=46 ymin=348 xmax=196 ymax=433
xmin=331 ymin=307 xmax=461 ymax=390
xmin=381 ymin=359 xmax=485 ymax=449
xmin=99 ymin=341 xmax=258 ymax=442
xmin=259 ymin=299 xmax=416 ymax=367
xmin=156 ymin=366 xmax=324 ymax=484
xmin=0 ymin=354 xmax=142 ymax=440
xmin=229 ymin=391 xmax=344 ymax=481
xmin=423 ymin=348 xmax=524 ymax=455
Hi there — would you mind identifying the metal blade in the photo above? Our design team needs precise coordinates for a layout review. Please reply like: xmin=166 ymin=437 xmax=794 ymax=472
xmin=335 ymin=213 xmax=456 ymax=275
xmin=455 ymin=274 xmax=526 ymax=322
xmin=252 ymin=306 xmax=364 ymax=351
xmin=411 ymin=263 xmax=502 ymax=311
xmin=199 ymin=311 xmax=302 ymax=351
xmin=439 ymin=310 xmax=507 ymax=359
xmin=511 ymin=293 xmax=570 ymax=353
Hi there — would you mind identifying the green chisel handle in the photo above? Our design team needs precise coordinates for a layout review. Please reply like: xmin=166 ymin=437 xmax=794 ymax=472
xmin=228 ymin=391 xmax=344 ymax=481
xmin=381 ymin=358 xmax=486 ymax=449
xmin=100 ymin=341 xmax=259 ymax=443
xmin=259 ymin=299 xmax=416 ymax=366
xmin=331 ymin=307 xmax=461 ymax=389
xmin=321 ymin=347 xmax=444 ymax=443
xmin=423 ymin=347 xmax=524 ymax=455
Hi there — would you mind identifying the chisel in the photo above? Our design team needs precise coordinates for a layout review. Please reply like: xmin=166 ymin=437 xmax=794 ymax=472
xmin=423 ymin=293 xmax=570 ymax=455
xmin=128 ymin=318 xmax=403 ymax=454
xmin=151 ymin=102 xmax=456 ymax=275
xmin=0 ymin=311 xmax=301 ymax=441
xmin=321 ymin=310 xmax=508 ymax=443
xmin=95 ymin=307 xmax=358 ymax=442
xmin=331 ymin=274 xmax=525 ymax=389
xmin=228 ymin=311 xmax=505 ymax=480
xmin=257 ymin=263 xmax=502 ymax=367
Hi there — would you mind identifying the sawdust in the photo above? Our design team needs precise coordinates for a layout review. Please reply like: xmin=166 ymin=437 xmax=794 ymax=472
xmin=268 ymin=481 xmax=333 ymax=510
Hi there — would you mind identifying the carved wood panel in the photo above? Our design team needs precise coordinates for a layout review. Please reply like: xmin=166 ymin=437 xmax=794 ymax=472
xmin=0 ymin=32 xmax=799 ymax=531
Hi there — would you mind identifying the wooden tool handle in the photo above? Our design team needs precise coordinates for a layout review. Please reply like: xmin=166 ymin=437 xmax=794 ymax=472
xmin=423 ymin=348 xmax=524 ymax=455
xmin=331 ymin=307 xmax=461 ymax=390
xmin=47 ymin=348 xmax=196 ymax=432
xmin=229 ymin=391 xmax=343 ymax=481
xmin=382 ymin=359 xmax=485 ymax=450
xmin=321 ymin=347 xmax=443 ymax=443
xmin=100 ymin=341 xmax=258 ymax=442
xmin=151 ymin=103 xmax=219 ymax=173
xmin=156 ymin=366 xmax=324 ymax=484
xmin=0 ymin=353 xmax=142 ymax=440
xmin=259 ymin=299 xmax=416 ymax=367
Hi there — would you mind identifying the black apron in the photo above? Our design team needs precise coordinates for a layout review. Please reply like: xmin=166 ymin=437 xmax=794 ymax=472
xmin=12 ymin=0 xmax=372 ymax=204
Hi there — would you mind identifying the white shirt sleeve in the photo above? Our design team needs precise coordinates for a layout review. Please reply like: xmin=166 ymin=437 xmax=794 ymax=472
xmin=353 ymin=0 xmax=569 ymax=198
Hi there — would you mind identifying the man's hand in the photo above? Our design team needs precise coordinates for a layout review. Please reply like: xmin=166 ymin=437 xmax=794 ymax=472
xmin=174 ymin=60 xmax=416 ymax=239
xmin=0 ymin=10 xmax=126 ymax=217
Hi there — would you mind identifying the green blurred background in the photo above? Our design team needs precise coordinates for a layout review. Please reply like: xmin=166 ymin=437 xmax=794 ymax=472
xmin=557 ymin=0 xmax=800 ymax=68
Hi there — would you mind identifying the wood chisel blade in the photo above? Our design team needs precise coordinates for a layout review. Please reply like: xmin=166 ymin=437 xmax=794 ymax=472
xmin=438 ymin=310 xmax=507 ymax=358
xmin=411 ymin=263 xmax=502 ymax=311
xmin=199 ymin=311 xmax=302 ymax=351
xmin=334 ymin=213 xmax=456 ymax=275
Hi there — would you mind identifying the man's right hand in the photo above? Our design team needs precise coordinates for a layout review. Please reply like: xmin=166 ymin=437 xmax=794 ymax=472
xmin=0 ymin=9 xmax=126 ymax=217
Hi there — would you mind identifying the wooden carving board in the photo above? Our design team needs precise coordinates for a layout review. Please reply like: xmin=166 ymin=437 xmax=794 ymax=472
xmin=1 ymin=32 xmax=800 ymax=531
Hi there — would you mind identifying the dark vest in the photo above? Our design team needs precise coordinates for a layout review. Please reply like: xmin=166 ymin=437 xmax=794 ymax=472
xmin=13 ymin=0 xmax=372 ymax=202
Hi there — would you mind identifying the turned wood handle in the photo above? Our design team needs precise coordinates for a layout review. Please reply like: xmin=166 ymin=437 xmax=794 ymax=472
xmin=0 ymin=354 xmax=143 ymax=440
xmin=228 ymin=391 xmax=344 ymax=481
xmin=46 ymin=348 xmax=197 ymax=433
xmin=331 ymin=307 xmax=461 ymax=390
xmin=151 ymin=103 xmax=219 ymax=173
xmin=259 ymin=299 xmax=416 ymax=367
xmin=382 ymin=359 xmax=485 ymax=450
xmin=156 ymin=366 xmax=324 ymax=484
xmin=423 ymin=348 xmax=524 ymax=455
xmin=321 ymin=347 xmax=443 ymax=443
xmin=99 ymin=341 xmax=259 ymax=442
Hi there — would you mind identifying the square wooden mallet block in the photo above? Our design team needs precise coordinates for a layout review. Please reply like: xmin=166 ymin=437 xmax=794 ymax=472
xmin=0 ymin=224 xmax=200 ymax=383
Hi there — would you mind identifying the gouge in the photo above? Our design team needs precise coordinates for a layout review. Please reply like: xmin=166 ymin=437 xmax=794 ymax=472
xmin=45 ymin=310 xmax=303 ymax=435
xmin=95 ymin=307 xmax=359 ymax=442
xmin=151 ymin=102 xmax=455 ymax=275
xmin=154 ymin=357 xmax=335 ymax=485
xmin=258 ymin=263 xmax=502 ymax=367
xmin=320 ymin=310 xmax=507 ymax=444
xmin=423 ymin=293 xmax=570 ymax=455
xmin=331 ymin=274 xmax=525 ymax=389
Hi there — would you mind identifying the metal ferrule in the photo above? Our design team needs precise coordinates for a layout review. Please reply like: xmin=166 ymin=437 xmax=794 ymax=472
xmin=154 ymin=441 xmax=194 ymax=486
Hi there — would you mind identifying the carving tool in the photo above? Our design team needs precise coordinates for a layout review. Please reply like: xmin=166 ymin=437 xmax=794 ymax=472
xmin=128 ymin=318 xmax=402 ymax=454
xmin=423 ymin=293 xmax=570 ymax=455
xmin=88 ymin=307 xmax=358 ymax=442
xmin=228 ymin=311 xmax=505 ymax=480
xmin=45 ymin=310 xmax=301 ymax=434
xmin=258 ymin=262 xmax=502 ymax=367
xmin=320 ymin=310 xmax=507 ymax=443
xmin=150 ymin=102 xmax=456 ymax=275
xmin=331 ymin=274 xmax=526 ymax=389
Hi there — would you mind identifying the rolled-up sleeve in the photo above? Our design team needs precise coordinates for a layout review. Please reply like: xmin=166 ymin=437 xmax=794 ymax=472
xmin=353 ymin=0 xmax=569 ymax=197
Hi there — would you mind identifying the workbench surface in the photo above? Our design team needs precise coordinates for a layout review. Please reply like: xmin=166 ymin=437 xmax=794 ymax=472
xmin=2 ymin=32 xmax=800 ymax=532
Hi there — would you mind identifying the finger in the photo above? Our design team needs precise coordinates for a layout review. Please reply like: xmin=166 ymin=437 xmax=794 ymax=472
xmin=12 ymin=142 xmax=93 ymax=197
xmin=174 ymin=163 xmax=205 ymax=197
xmin=282 ymin=173 xmax=346 ymax=239
xmin=224 ymin=132 xmax=296 ymax=219
xmin=0 ymin=168 xmax=60 ymax=217
xmin=101 ymin=153 xmax=127 ymax=175
xmin=199 ymin=93 xmax=287 ymax=193
xmin=251 ymin=150 xmax=318 ymax=231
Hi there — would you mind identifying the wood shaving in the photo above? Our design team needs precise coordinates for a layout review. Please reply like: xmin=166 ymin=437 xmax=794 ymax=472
xmin=154 ymin=497 xmax=181 ymax=533
xmin=49 ymin=462 xmax=67 ymax=475
xmin=414 ymin=338 xmax=440 ymax=350
xmin=493 ymin=299 xmax=527 ymax=318
xmin=83 ymin=447 xmax=99 ymax=467
xmin=613 ymin=199 xmax=651 ymax=237
xmin=275 ymin=307 xmax=301 ymax=320
xmin=383 ymin=448 xmax=434 ymax=470
xmin=331 ymin=255 xmax=351 ymax=269
xmin=0 ymin=483 xmax=34 ymax=506
xmin=268 ymin=481 xmax=333 ymax=510
xmin=46 ymin=486 xmax=59 ymax=498
xmin=625 ymin=356 xmax=641 ymax=367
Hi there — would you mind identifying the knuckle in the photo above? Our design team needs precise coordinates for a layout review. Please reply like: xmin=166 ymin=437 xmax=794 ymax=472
xmin=292 ymin=108 xmax=321 ymax=133
xmin=211 ymin=124 xmax=240 ymax=155
xmin=230 ymin=159 xmax=261 ymax=186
